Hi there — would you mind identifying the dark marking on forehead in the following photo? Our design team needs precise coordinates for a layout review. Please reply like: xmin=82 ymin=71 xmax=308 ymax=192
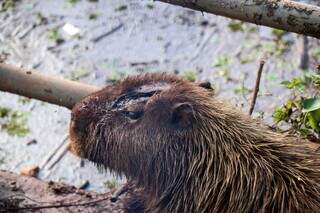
xmin=111 ymin=82 xmax=171 ymax=110
xmin=111 ymin=91 xmax=156 ymax=110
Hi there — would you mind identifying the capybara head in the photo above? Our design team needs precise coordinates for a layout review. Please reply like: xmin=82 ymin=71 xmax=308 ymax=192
xmin=70 ymin=73 xmax=320 ymax=212
xmin=70 ymin=74 xmax=212 ymax=178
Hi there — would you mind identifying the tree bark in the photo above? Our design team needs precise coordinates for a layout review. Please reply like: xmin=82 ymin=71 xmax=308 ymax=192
xmin=0 ymin=63 xmax=99 ymax=109
xmin=157 ymin=0 xmax=320 ymax=39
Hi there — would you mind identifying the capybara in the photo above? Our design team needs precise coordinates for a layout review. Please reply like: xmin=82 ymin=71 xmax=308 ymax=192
xmin=70 ymin=73 xmax=320 ymax=212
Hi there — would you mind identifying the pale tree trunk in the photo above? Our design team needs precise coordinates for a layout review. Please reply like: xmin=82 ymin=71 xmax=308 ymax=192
xmin=157 ymin=0 xmax=320 ymax=39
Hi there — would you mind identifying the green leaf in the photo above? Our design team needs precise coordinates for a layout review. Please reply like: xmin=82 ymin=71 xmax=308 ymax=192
xmin=307 ymin=114 xmax=318 ymax=130
xmin=0 ymin=109 xmax=29 ymax=137
xmin=213 ymin=55 xmax=230 ymax=68
xmin=228 ymin=21 xmax=244 ymax=32
xmin=302 ymin=98 xmax=320 ymax=112
xmin=0 ymin=107 xmax=10 ymax=118
xmin=280 ymin=77 xmax=304 ymax=90
xmin=310 ymin=74 xmax=320 ymax=86
xmin=234 ymin=86 xmax=251 ymax=94
xmin=273 ymin=107 xmax=288 ymax=124
xmin=182 ymin=71 xmax=196 ymax=82
xmin=272 ymin=29 xmax=286 ymax=40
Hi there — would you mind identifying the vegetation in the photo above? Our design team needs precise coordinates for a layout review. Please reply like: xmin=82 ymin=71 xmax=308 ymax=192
xmin=273 ymin=73 xmax=320 ymax=141
xmin=68 ymin=0 xmax=80 ymax=5
xmin=0 ymin=0 xmax=20 ymax=11
xmin=0 ymin=107 xmax=29 ymax=137
xmin=67 ymin=68 xmax=90 ymax=80
xmin=115 ymin=5 xmax=128 ymax=12
xmin=182 ymin=71 xmax=197 ymax=82
xmin=47 ymin=28 xmax=64 ymax=44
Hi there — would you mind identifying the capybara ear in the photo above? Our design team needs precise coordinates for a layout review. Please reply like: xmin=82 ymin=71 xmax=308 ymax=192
xmin=171 ymin=103 xmax=195 ymax=128
xmin=198 ymin=81 xmax=213 ymax=91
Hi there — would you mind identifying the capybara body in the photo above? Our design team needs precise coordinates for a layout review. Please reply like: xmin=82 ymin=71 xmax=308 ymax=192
xmin=69 ymin=73 xmax=320 ymax=212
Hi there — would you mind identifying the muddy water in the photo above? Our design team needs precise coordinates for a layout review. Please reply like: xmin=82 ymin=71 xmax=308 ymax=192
xmin=0 ymin=0 xmax=318 ymax=192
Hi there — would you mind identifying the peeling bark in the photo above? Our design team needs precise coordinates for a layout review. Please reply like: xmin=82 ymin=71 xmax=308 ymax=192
xmin=157 ymin=0 xmax=320 ymax=39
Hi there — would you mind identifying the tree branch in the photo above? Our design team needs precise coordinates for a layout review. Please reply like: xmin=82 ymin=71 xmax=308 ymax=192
xmin=157 ymin=0 xmax=320 ymax=39
xmin=0 ymin=63 xmax=99 ymax=109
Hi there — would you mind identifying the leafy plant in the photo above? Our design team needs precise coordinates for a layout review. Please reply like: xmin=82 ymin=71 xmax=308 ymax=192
xmin=35 ymin=12 xmax=48 ymax=25
xmin=48 ymin=28 xmax=64 ymax=44
xmin=106 ymin=71 xmax=126 ymax=84
xmin=146 ymin=3 xmax=154 ymax=9
xmin=272 ymin=73 xmax=320 ymax=140
xmin=68 ymin=0 xmax=80 ymax=5
xmin=302 ymin=98 xmax=320 ymax=131
xmin=234 ymin=85 xmax=251 ymax=95
xmin=1 ymin=0 xmax=19 ymax=11
xmin=68 ymin=68 xmax=90 ymax=80
xmin=272 ymin=29 xmax=287 ymax=40
xmin=213 ymin=55 xmax=233 ymax=81
xmin=182 ymin=71 xmax=196 ymax=82
xmin=213 ymin=55 xmax=230 ymax=68
xmin=281 ymin=77 xmax=305 ymax=90
xmin=115 ymin=5 xmax=127 ymax=12
xmin=228 ymin=21 xmax=244 ymax=32
xmin=88 ymin=13 xmax=99 ymax=20
xmin=0 ymin=107 xmax=29 ymax=136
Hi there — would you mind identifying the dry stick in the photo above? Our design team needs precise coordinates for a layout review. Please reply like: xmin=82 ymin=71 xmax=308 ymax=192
xmin=1 ymin=194 xmax=112 ymax=212
xmin=249 ymin=60 xmax=265 ymax=116
xmin=92 ymin=23 xmax=124 ymax=43
xmin=110 ymin=183 xmax=131 ymax=202
xmin=39 ymin=135 xmax=69 ymax=169
xmin=157 ymin=0 xmax=320 ymax=39
xmin=0 ymin=63 xmax=99 ymax=109
xmin=47 ymin=142 xmax=70 ymax=170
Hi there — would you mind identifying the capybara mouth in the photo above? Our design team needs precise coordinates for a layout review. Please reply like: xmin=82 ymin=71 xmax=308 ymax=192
xmin=69 ymin=120 xmax=87 ymax=158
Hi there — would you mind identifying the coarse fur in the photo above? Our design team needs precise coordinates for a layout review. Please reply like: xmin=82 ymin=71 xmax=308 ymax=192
xmin=69 ymin=73 xmax=320 ymax=212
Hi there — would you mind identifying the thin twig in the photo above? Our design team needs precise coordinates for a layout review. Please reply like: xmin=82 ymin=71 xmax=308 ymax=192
xmin=47 ymin=143 xmax=70 ymax=170
xmin=110 ymin=183 xmax=131 ymax=202
xmin=249 ymin=60 xmax=265 ymax=116
xmin=39 ymin=135 xmax=68 ymax=169
xmin=92 ymin=23 xmax=124 ymax=43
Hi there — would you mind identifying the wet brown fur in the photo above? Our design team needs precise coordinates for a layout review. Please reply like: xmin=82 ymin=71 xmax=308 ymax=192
xmin=69 ymin=73 xmax=320 ymax=212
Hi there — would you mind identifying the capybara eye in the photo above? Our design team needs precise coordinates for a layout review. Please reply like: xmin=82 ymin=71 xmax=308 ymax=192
xmin=122 ymin=110 xmax=144 ymax=120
